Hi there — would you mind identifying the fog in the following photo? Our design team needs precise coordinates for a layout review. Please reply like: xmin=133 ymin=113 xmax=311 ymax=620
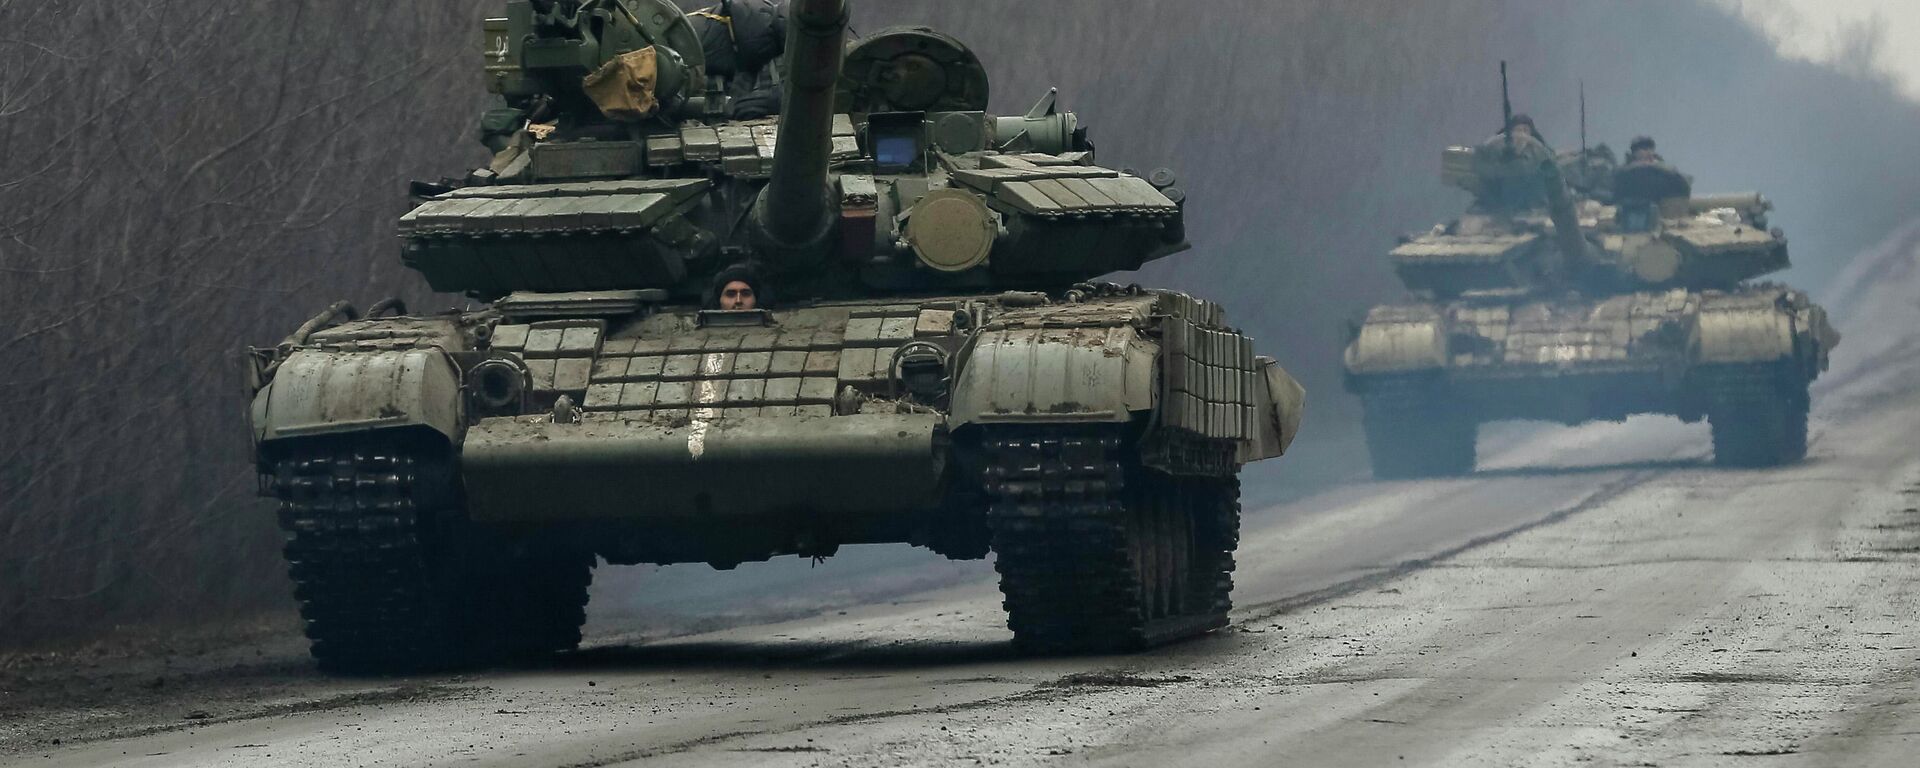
xmin=3 ymin=0 xmax=1915 ymax=647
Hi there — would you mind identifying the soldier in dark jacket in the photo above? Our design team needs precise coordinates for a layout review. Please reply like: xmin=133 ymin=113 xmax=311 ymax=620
xmin=1626 ymin=135 xmax=1663 ymax=165
xmin=690 ymin=0 xmax=787 ymax=119
xmin=1614 ymin=135 xmax=1692 ymax=205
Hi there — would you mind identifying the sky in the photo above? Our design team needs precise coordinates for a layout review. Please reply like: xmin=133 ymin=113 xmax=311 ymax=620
xmin=1718 ymin=0 xmax=1920 ymax=99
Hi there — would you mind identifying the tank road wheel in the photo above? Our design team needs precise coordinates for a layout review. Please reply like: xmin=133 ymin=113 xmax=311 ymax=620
xmin=1706 ymin=366 xmax=1811 ymax=468
xmin=983 ymin=429 xmax=1240 ymax=654
xmin=1359 ymin=377 xmax=1477 ymax=480
xmin=267 ymin=436 xmax=594 ymax=673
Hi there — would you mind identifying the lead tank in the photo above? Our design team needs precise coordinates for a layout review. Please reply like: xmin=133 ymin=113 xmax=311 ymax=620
xmin=1345 ymin=127 xmax=1838 ymax=478
xmin=245 ymin=0 xmax=1305 ymax=671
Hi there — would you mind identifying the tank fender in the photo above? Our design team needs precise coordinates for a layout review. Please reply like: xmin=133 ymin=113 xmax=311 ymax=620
xmin=1695 ymin=295 xmax=1796 ymax=366
xmin=949 ymin=324 xmax=1156 ymax=427
xmin=1344 ymin=305 xmax=1448 ymax=376
xmin=1797 ymin=304 xmax=1841 ymax=374
xmin=1244 ymin=356 xmax=1306 ymax=461
xmin=251 ymin=348 xmax=464 ymax=449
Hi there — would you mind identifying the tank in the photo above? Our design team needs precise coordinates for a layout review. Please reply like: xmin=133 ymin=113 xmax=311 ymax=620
xmin=1345 ymin=118 xmax=1838 ymax=478
xmin=243 ymin=0 xmax=1305 ymax=671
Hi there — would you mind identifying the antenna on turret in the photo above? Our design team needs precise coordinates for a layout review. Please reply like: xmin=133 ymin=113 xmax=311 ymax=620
xmin=1580 ymin=80 xmax=1588 ymax=158
xmin=1500 ymin=61 xmax=1514 ymax=152
xmin=1497 ymin=59 xmax=1512 ymax=157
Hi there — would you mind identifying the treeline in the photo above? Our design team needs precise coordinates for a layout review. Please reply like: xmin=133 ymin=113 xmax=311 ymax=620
xmin=3 ymin=0 xmax=1915 ymax=647
xmin=0 ymin=0 xmax=484 ymax=646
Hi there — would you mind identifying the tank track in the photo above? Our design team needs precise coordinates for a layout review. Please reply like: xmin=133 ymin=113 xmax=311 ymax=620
xmin=480 ymin=546 xmax=596 ymax=659
xmin=268 ymin=438 xmax=592 ymax=672
xmin=983 ymin=429 xmax=1237 ymax=653
xmin=270 ymin=439 xmax=458 ymax=672
xmin=1698 ymin=363 xmax=1810 ymax=467
xmin=1358 ymin=375 xmax=1477 ymax=480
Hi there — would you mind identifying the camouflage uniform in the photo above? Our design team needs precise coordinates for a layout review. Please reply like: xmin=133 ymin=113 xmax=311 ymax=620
xmin=1470 ymin=130 xmax=1558 ymax=214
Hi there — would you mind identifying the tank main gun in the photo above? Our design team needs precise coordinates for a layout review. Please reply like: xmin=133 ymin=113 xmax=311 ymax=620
xmin=1537 ymin=149 xmax=1595 ymax=276
xmin=750 ymin=0 xmax=849 ymax=256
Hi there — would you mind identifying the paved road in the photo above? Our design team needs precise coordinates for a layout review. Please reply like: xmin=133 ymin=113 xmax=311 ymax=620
xmin=6 ymin=229 xmax=1918 ymax=768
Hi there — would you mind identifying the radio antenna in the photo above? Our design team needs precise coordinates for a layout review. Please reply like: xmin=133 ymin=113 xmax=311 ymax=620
xmin=1580 ymin=80 xmax=1588 ymax=157
xmin=1500 ymin=61 xmax=1513 ymax=138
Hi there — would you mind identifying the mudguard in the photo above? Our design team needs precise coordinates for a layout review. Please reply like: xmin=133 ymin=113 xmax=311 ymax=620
xmin=1695 ymin=293 xmax=1796 ymax=365
xmin=949 ymin=324 xmax=1157 ymax=426
xmin=1345 ymin=305 xmax=1448 ymax=375
xmin=250 ymin=348 xmax=464 ymax=446
xmin=1798 ymin=304 xmax=1841 ymax=373
xmin=1244 ymin=357 xmax=1306 ymax=461
xmin=461 ymin=413 xmax=942 ymax=524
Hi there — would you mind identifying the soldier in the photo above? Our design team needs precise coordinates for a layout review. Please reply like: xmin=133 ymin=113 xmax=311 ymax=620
xmin=1471 ymin=113 xmax=1557 ymax=213
xmin=1561 ymin=143 xmax=1618 ymax=202
xmin=1503 ymin=113 xmax=1545 ymax=146
xmin=1627 ymin=135 xmax=1662 ymax=165
xmin=689 ymin=0 xmax=788 ymax=119
xmin=1609 ymin=135 xmax=1692 ymax=232
xmin=707 ymin=262 xmax=768 ymax=310
xmin=1613 ymin=135 xmax=1691 ymax=207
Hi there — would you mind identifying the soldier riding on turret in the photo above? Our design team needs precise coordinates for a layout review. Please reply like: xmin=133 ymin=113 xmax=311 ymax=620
xmin=1468 ymin=113 xmax=1559 ymax=215
xmin=1499 ymin=113 xmax=1546 ymax=146
xmin=1613 ymin=135 xmax=1693 ymax=231
xmin=689 ymin=0 xmax=787 ymax=119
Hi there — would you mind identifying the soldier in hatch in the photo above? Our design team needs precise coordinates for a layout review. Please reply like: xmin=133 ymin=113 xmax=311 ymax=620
xmin=1627 ymin=135 xmax=1663 ymax=165
xmin=1560 ymin=143 xmax=1618 ymax=203
xmin=1610 ymin=135 xmax=1693 ymax=230
xmin=707 ymin=262 xmax=768 ymax=310
xmin=1469 ymin=113 xmax=1558 ymax=213
xmin=689 ymin=0 xmax=787 ymax=119
xmin=1613 ymin=135 xmax=1692 ymax=207
xmin=1502 ymin=113 xmax=1546 ymax=146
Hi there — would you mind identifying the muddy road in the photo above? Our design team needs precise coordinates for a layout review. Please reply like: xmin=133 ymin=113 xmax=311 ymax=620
xmin=5 ymin=230 xmax=1919 ymax=766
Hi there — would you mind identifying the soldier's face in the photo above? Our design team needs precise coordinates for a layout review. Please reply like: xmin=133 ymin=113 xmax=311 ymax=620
xmin=720 ymin=280 xmax=757 ymax=310
xmin=1633 ymin=148 xmax=1656 ymax=162
xmin=1512 ymin=124 xmax=1535 ymax=139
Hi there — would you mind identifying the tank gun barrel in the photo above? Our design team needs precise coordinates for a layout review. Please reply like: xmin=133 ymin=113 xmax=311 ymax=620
xmin=753 ymin=0 xmax=850 ymax=252
xmin=1539 ymin=156 xmax=1592 ymax=270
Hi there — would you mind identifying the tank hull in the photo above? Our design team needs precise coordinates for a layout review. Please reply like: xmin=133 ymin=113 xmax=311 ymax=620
xmin=1345 ymin=285 xmax=1837 ymax=476
xmin=251 ymin=291 xmax=1304 ymax=564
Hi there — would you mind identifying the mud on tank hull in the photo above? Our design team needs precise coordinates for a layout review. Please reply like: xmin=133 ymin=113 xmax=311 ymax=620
xmin=1343 ymin=285 xmax=1838 ymax=478
xmin=247 ymin=289 xmax=1305 ymax=667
